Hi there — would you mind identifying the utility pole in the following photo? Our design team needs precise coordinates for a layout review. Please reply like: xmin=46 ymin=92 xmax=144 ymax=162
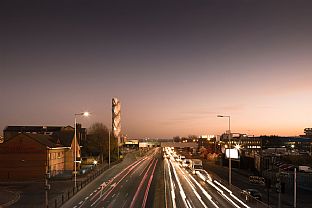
xmin=217 ymin=115 xmax=231 ymax=188
xmin=294 ymin=168 xmax=297 ymax=208
xmin=44 ymin=164 xmax=50 ymax=208
xmin=276 ymin=169 xmax=281 ymax=208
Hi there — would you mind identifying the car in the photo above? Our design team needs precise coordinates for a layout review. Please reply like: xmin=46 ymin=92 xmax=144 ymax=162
xmin=241 ymin=189 xmax=262 ymax=202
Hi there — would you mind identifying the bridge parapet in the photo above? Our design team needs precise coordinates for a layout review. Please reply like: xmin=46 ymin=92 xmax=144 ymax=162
xmin=160 ymin=142 xmax=198 ymax=148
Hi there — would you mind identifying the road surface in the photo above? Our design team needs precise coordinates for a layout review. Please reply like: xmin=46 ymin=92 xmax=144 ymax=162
xmin=62 ymin=148 xmax=161 ymax=208
xmin=163 ymin=148 xmax=253 ymax=208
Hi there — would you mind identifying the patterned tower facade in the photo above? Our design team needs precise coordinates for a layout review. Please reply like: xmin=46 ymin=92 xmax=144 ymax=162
xmin=112 ymin=98 xmax=121 ymax=142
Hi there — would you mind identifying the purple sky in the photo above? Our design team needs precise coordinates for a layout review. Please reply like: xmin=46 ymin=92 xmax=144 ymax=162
xmin=1 ymin=0 xmax=312 ymax=138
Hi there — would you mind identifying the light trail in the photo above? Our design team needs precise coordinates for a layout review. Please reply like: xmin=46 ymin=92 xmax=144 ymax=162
xmin=185 ymin=171 xmax=219 ymax=208
xmin=181 ymin=172 xmax=208 ymax=208
xmin=142 ymin=159 xmax=158 ymax=208
xmin=167 ymin=158 xmax=177 ymax=208
xmin=129 ymin=158 xmax=156 ymax=208
xmin=89 ymin=157 xmax=145 ymax=202
xmin=91 ymin=156 xmax=147 ymax=207
xmin=206 ymin=180 xmax=241 ymax=208
xmin=214 ymin=180 xmax=250 ymax=208
xmin=169 ymin=159 xmax=189 ymax=208
xmin=164 ymin=158 xmax=168 ymax=208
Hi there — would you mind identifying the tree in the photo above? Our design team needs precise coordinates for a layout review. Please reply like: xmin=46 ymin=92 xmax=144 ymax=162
xmin=86 ymin=122 xmax=120 ymax=163
xmin=86 ymin=123 xmax=109 ymax=164
xmin=188 ymin=135 xmax=198 ymax=142
xmin=173 ymin=136 xmax=181 ymax=142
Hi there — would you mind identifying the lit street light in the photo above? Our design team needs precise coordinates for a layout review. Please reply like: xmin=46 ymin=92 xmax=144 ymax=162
xmin=217 ymin=114 xmax=232 ymax=187
xmin=74 ymin=111 xmax=90 ymax=188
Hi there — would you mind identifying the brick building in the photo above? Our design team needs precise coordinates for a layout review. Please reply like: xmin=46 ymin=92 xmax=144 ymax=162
xmin=0 ymin=133 xmax=69 ymax=181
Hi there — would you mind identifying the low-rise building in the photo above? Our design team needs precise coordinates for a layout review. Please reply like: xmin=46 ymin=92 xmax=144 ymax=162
xmin=0 ymin=133 xmax=67 ymax=181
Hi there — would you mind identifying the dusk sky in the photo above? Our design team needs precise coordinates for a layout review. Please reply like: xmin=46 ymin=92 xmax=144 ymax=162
xmin=1 ymin=0 xmax=312 ymax=139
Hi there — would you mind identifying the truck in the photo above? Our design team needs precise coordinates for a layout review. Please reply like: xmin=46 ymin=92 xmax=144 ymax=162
xmin=299 ymin=166 xmax=312 ymax=173
xmin=189 ymin=159 xmax=203 ymax=174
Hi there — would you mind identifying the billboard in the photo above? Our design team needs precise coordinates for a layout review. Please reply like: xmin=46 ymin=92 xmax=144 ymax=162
xmin=225 ymin=148 xmax=239 ymax=159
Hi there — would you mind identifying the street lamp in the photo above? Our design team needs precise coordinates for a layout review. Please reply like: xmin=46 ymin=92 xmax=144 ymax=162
xmin=74 ymin=111 xmax=90 ymax=187
xmin=217 ymin=114 xmax=232 ymax=187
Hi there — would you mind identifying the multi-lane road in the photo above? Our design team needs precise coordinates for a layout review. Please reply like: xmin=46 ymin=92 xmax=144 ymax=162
xmin=63 ymin=148 xmax=161 ymax=208
xmin=63 ymin=147 xmax=261 ymax=208
xmin=163 ymin=148 xmax=252 ymax=208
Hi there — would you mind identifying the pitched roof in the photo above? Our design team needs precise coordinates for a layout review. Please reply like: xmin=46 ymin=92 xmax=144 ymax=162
xmin=24 ymin=133 xmax=59 ymax=148
xmin=51 ymin=130 xmax=74 ymax=147
xmin=3 ymin=133 xmax=61 ymax=148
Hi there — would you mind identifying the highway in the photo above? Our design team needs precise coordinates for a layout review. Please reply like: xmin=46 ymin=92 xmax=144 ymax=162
xmin=63 ymin=147 xmax=258 ymax=208
xmin=62 ymin=148 xmax=161 ymax=208
xmin=164 ymin=147 xmax=252 ymax=208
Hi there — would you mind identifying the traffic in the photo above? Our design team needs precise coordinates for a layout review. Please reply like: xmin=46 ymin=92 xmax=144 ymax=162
xmin=163 ymin=147 xmax=257 ymax=208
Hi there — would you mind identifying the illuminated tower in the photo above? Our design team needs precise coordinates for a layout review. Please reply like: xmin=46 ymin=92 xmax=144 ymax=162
xmin=112 ymin=98 xmax=121 ymax=143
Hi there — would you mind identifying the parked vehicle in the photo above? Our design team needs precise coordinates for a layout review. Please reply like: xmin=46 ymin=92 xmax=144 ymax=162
xmin=189 ymin=159 xmax=203 ymax=174
xmin=241 ymin=189 xmax=262 ymax=202
xmin=299 ymin=166 xmax=312 ymax=173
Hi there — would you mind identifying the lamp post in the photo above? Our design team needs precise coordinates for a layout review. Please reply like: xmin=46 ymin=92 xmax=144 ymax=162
xmin=74 ymin=111 xmax=90 ymax=188
xmin=217 ymin=115 xmax=231 ymax=187
xmin=108 ymin=130 xmax=111 ymax=168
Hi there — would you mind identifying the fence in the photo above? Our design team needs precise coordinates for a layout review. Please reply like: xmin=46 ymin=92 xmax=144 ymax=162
xmin=48 ymin=160 xmax=121 ymax=208
xmin=262 ymin=169 xmax=312 ymax=193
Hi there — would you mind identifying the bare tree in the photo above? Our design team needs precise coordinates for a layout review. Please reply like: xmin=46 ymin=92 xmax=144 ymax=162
xmin=87 ymin=123 xmax=109 ymax=164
